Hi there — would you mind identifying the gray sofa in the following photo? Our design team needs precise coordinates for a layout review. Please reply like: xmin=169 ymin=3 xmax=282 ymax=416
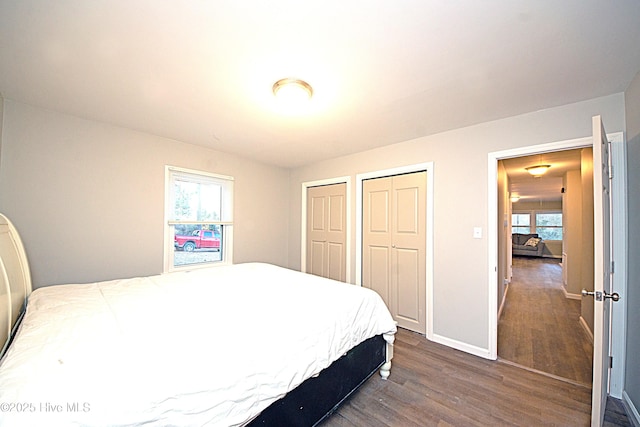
xmin=512 ymin=233 xmax=545 ymax=257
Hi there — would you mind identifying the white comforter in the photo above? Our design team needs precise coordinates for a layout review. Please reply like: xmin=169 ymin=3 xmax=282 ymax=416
xmin=0 ymin=263 xmax=396 ymax=426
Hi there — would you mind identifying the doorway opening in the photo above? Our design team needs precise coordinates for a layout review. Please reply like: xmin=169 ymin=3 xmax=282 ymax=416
xmin=497 ymin=148 xmax=593 ymax=385
xmin=488 ymin=128 xmax=627 ymax=419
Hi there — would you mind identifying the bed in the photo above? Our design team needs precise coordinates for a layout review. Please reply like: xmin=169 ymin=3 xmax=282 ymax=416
xmin=0 ymin=213 xmax=396 ymax=426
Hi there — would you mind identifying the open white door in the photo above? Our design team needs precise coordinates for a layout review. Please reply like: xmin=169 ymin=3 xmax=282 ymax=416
xmin=589 ymin=115 xmax=620 ymax=426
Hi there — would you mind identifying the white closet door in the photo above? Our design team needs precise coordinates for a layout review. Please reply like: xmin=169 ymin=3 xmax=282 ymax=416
xmin=363 ymin=171 xmax=426 ymax=333
xmin=307 ymin=183 xmax=347 ymax=282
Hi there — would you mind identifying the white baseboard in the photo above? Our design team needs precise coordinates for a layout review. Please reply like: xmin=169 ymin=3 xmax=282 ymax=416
xmin=579 ymin=316 xmax=594 ymax=343
xmin=498 ymin=284 xmax=509 ymax=320
xmin=623 ymin=391 xmax=640 ymax=427
xmin=429 ymin=333 xmax=492 ymax=360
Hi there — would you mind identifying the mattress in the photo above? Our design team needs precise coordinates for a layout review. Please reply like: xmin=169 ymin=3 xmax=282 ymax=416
xmin=0 ymin=263 xmax=396 ymax=426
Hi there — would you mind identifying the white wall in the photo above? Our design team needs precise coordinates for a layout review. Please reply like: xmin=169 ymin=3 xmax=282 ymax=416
xmin=624 ymin=69 xmax=640 ymax=422
xmin=288 ymin=93 xmax=625 ymax=352
xmin=0 ymin=100 xmax=290 ymax=288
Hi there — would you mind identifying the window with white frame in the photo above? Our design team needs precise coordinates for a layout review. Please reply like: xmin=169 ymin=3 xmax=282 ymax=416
xmin=164 ymin=166 xmax=233 ymax=272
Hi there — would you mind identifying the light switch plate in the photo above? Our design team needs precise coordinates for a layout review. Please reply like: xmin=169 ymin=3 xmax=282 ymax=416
xmin=473 ymin=227 xmax=482 ymax=239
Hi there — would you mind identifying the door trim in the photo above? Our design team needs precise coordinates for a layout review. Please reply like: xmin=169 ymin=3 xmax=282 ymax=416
xmin=608 ymin=136 xmax=628 ymax=399
xmin=301 ymin=177 xmax=352 ymax=281
xmin=356 ymin=162 xmax=434 ymax=336
xmin=487 ymin=133 xmax=626 ymax=389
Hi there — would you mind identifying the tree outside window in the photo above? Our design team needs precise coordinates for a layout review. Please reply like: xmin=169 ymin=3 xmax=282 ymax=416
xmin=536 ymin=213 xmax=563 ymax=240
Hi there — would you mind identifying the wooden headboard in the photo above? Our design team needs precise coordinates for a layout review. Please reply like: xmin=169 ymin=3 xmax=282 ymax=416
xmin=0 ymin=213 xmax=32 ymax=356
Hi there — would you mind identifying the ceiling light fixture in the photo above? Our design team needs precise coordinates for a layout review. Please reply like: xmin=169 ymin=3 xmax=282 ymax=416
xmin=272 ymin=78 xmax=313 ymax=102
xmin=510 ymin=195 xmax=520 ymax=203
xmin=525 ymin=164 xmax=551 ymax=177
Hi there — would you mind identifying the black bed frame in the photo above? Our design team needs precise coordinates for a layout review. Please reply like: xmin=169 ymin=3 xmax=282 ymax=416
xmin=248 ymin=334 xmax=386 ymax=426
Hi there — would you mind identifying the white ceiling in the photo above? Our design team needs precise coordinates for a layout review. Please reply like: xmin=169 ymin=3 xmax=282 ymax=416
xmin=1 ymin=1 xmax=640 ymax=169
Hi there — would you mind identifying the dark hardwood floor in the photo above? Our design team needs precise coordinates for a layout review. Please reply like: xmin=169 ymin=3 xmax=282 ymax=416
xmin=322 ymin=328 xmax=593 ymax=426
xmin=321 ymin=256 xmax=632 ymax=426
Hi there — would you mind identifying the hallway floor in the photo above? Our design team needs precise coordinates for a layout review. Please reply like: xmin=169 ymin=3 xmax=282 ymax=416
xmin=498 ymin=256 xmax=593 ymax=385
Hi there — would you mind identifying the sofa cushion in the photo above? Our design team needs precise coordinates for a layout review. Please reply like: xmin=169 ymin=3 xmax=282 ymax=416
xmin=524 ymin=237 xmax=542 ymax=247
xmin=513 ymin=233 xmax=545 ymax=257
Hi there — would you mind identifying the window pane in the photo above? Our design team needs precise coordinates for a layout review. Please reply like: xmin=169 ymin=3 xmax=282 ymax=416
xmin=173 ymin=225 xmax=223 ymax=267
xmin=536 ymin=213 xmax=563 ymax=240
xmin=536 ymin=213 xmax=562 ymax=227
xmin=512 ymin=213 xmax=530 ymax=227
xmin=172 ymin=179 xmax=221 ymax=221
xmin=512 ymin=214 xmax=530 ymax=234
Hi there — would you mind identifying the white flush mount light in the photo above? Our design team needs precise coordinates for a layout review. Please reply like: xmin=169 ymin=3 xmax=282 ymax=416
xmin=510 ymin=195 xmax=520 ymax=203
xmin=525 ymin=164 xmax=551 ymax=177
xmin=272 ymin=78 xmax=313 ymax=103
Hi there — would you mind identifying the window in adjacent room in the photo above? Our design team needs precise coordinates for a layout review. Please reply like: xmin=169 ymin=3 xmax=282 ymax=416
xmin=512 ymin=211 xmax=563 ymax=241
xmin=512 ymin=213 xmax=531 ymax=234
xmin=164 ymin=166 xmax=233 ymax=272
xmin=535 ymin=212 xmax=563 ymax=240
